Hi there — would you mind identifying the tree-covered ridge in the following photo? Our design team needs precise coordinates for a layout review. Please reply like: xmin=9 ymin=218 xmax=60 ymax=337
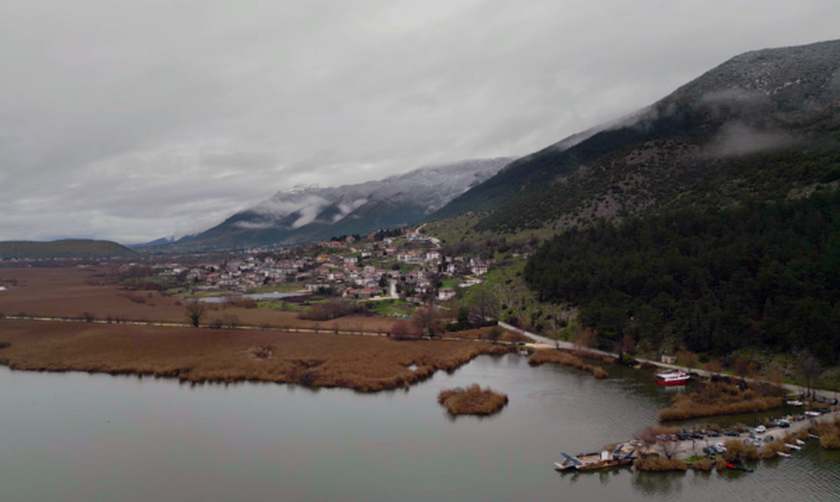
xmin=0 ymin=239 xmax=138 ymax=259
xmin=523 ymin=191 xmax=840 ymax=363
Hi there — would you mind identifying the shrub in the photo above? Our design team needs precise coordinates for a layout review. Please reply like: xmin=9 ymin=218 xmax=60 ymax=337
xmin=390 ymin=320 xmax=422 ymax=340
xmin=251 ymin=345 xmax=274 ymax=360
xmin=722 ymin=440 xmax=759 ymax=461
xmin=0 ymin=342 xmax=10 ymax=349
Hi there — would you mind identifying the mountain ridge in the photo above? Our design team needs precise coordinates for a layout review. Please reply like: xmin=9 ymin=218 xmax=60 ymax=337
xmin=428 ymin=39 xmax=840 ymax=232
xmin=166 ymin=157 xmax=513 ymax=250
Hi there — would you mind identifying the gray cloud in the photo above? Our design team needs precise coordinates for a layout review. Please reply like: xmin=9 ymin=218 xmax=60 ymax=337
xmin=1 ymin=0 xmax=839 ymax=243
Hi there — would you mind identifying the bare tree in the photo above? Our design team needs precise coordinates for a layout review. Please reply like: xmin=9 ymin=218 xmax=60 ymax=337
xmin=795 ymin=348 xmax=822 ymax=398
xmin=185 ymin=301 xmax=206 ymax=327
xmin=468 ymin=288 xmax=500 ymax=323
xmin=659 ymin=437 xmax=679 ymax=460
xmin=633 ymin=426 xmax=658 ymax=457
xmin=412 ymin=302 xmax=439 ymax=336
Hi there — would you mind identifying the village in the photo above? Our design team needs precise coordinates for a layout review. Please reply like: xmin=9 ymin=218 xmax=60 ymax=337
xmin=149 ymin=228 xmax=502 ymax=305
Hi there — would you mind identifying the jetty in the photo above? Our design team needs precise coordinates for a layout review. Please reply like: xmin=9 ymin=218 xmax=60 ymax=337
xmin=554 ymin=444 xmax=638 ymax=471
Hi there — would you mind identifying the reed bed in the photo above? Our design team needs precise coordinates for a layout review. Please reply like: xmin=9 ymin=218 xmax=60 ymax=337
xmin=687 ymin=458 xmax=713 ymax=471
xmin=634 ymin=457 xmax=687 ymax=472
xmin=0 ymin=319 xmax=508 ymax=392
xmin=811 ymin=417 xmax=840 ymax=449
xmin=445 ymin=327 xmax=529 ymax=343
xmin=438 ymin=384 xmax=509 ymax=416
xmin=528 ymin=349 xmax=609 ymax=378
xmin=760 ymin=439 xmax=790 ymax=459
xmin=564 ymin=349 xmax=617 ymax=365
xmin=658 ymin=381 xmax=784 ymax=421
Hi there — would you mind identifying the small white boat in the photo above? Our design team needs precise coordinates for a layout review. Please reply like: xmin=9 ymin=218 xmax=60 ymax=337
xmin=784 ymin=443 xmax=802 ymax=451
xmin=777 ymin=451 xmax=791 ymax=458
xmin=809 ymin=433 xmax=820 ymax=440
xmin=795 ymin=439 xmax=805 ymax=446
xmin=786 ymin=400 xmax=804 ymax=407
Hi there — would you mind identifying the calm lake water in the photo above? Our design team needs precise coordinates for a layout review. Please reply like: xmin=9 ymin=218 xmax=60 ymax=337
xmin=1 ymin=356 xmax=838 ymax=501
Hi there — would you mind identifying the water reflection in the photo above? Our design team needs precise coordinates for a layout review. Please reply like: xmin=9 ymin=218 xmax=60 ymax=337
xmin=1 ymin=359 xmax=839 ymax=502
xmin=631 ymin=471 xmax=684 ymax=497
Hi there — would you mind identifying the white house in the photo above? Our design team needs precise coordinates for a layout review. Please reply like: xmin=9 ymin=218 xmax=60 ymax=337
xmin=438 ymin=288 xmax=456 ymax=301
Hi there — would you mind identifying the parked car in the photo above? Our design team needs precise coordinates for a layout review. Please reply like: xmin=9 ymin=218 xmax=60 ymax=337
xmin=706 ymin=430 xmax=721 ymax=437
xmin=754 ymin=425 xmax=766 ymax=434
xmin=713 ymin=443 xmax=727 ymax=454
xmin=724 ymin=431 xmax=740 ymax=437
xmin=676 ymin=433 xmax=691 ymax=441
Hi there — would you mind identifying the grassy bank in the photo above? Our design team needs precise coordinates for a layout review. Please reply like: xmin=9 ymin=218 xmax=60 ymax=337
xmin=438 ymin=384 xmax=509 ymax=416
xmin=528 ymin=349 xmax=609 ymax=378
xmin=0 ymin=319 xmax=508 ymax=392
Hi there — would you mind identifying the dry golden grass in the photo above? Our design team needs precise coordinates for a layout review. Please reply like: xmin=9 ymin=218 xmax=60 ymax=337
xmin=658 ymin=381 xmax=784 ymax=421
xmin=0 ymin=318 xmax=508 ymax=392
xmin=446 ymin=327 xmax=529 ymax=343
xmin=722 ymin=440 xmax=760 ymax=461
xmin=528 ymin=349 xmax=609 ymax=378
xmin=760 ymin=439 xmax=790 ymax=459
xmin=812 ymin=418 xmax=840 ymax=449
xmin=634 ymin=457 xmax=687 ymax=471
xmin=437 ymin=384 xmax=509 ymax=416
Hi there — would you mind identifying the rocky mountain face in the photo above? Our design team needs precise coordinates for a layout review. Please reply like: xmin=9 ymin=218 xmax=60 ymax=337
xmin=176 ymin=158 xmax=512 ymax=249
xmin=431 ymin=39 xmax=840 ymax=232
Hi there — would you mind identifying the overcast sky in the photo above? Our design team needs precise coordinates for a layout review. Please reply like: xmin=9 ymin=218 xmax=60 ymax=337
xmin=1 ymin=1 xmax=838 ymax=244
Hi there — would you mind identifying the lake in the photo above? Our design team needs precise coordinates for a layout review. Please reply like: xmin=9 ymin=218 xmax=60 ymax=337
xmin=1 ymin=355 xmax=838 ymax=501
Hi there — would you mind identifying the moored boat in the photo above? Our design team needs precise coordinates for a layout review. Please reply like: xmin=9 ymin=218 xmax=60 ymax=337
xmin=655 ymin=370 xmax=690 ymax=386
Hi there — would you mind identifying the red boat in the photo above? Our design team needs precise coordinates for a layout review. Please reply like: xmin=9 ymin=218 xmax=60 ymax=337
xmin=656 ymin=370 xmax=689 ymax=386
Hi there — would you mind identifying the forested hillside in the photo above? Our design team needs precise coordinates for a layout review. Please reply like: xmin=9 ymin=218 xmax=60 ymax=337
xmin=429 ymin=39 xmax=840 ymax=236
xmin=0 ymin=239 xmax=138 ymax=259
xmin=523 ymin=191 xmax=840 ymax=363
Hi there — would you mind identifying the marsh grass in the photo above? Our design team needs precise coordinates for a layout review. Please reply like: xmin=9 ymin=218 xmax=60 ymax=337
xmin=722 ymin=440 xmax=760 ymax=461
xmin=0 ymin=319 xmax=509 ymax=392
xmin=659 ymin=381 xmax=784 ymax=421
xmin=528 ymin=350 xmax=609 ymax=378
xmin=634 ymin=457 xmax=688 ymax=472
xmin=811 ymin=417 xmax=840 ymax=449
xmin=438 ymin=384 xmax=508 ymax=416
xmin=687 ymin=458 xmax=713 ymax=471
